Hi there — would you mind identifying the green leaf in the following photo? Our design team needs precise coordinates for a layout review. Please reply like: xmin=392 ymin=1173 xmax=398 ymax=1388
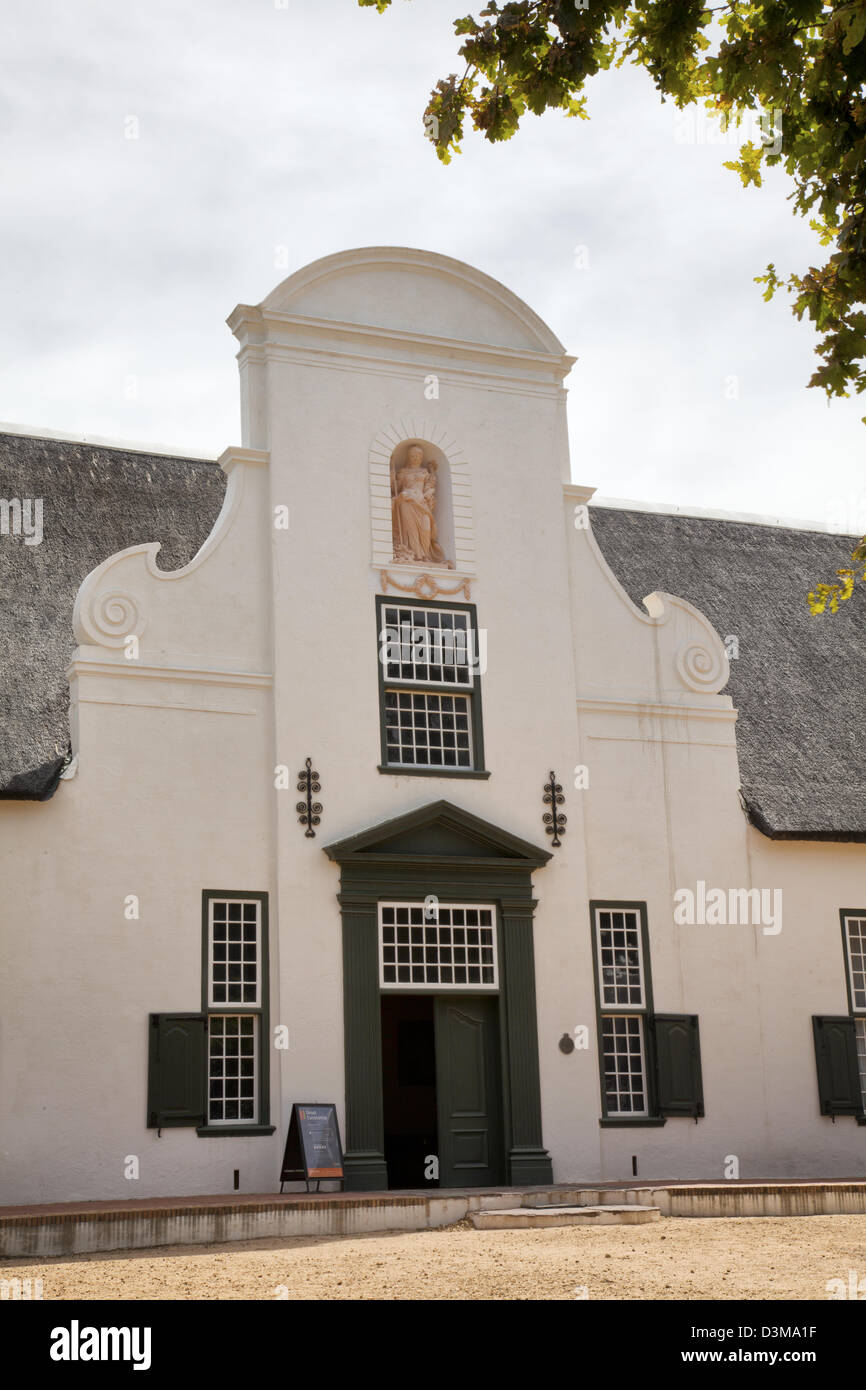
xmin=357 ymin=0 xmax=866 ymax=429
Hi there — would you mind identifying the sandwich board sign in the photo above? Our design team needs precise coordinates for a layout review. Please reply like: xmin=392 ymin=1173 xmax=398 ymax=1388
xmin=280 ymin=1103 xmax=344 ymax=1192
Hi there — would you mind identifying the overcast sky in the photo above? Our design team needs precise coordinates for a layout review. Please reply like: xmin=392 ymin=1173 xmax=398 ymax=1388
xmin=2 ymin=0 xmax=863 ymax=528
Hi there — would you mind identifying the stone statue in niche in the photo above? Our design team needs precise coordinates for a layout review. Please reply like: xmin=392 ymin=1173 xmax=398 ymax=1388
xmin=390 ymin=445 xmax=453 ymax=567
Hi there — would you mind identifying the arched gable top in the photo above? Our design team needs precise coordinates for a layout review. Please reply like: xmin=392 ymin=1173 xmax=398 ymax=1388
xmin=252 ymin=247 xmax=569 ymax=359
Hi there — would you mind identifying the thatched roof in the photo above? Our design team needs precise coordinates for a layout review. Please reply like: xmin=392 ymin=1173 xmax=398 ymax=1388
xmin=0 ymin=431 xmax=225 ymax=796
xmin=1 ymin=431 xmax=862 ymax=838
xmin=590 ymin=505 xmax=866 ymax=840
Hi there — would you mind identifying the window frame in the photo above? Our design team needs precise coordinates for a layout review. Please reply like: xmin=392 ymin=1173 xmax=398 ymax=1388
xmin=206 ymin=896 xmax=263 ymax=1011
xmin=841 ymin=910 xmax=866 ymax=1015
xmin=856 ymin=1019 xmax=866 ymax=1113
xmin=839 ymin=909 xmax=866 ymax=1119
xmin=378 ymin=900 xmax=500 ymax=993
xmin=198 ymin=890 xmax=272 ymax=1137
xmin=589 ymin=900 xmax=665 ymax=1127
xmin=600 ymin=1013 xmax=650 ymax=1118
xmin=374 ymin=594 xmax=488 ymax=779
xmin=594 ymin=904 xmax=648 ymax=1010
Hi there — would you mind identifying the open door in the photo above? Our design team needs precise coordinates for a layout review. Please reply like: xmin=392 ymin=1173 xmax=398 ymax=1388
xmin=434 ymin=995 xmax=504 ymax=1188
xmin=381 ymin=995 xmax=439 ymax=1189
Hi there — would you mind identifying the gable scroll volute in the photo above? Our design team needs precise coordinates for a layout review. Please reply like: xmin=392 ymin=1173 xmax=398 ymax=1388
xmin=71 ymin=446 xmax=270 ymax=667
xmin=641 ymin=591 xmax=731 ymax=699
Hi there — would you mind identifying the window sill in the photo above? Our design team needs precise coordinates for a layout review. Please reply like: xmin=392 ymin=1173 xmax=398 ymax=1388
xmin=599 ymin=1117 xmax=667 ymax=1128
xmin=196 ymin=1125 xmax=276 ymax=1138
xmin=378 ymin=765 xmax=490 ymax=779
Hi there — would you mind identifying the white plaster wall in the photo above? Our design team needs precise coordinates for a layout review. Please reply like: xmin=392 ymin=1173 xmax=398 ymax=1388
xmin=0 ymin=249 xmax=585 ymax=1204
xmin=0 ymin=451 xmax=281 ymax=1204
xmin=254 ymin=251 xmax=586 ymax=1199
xmin=0 ymin=699 xmax=277 ymax=1204
xmin=745 ymin=833 xmax=866 ymax=1175
xmin=548 ymin=490 xmax=866 ymax=1182
xmin=1 ymin=248 xmax=864 ymax=1204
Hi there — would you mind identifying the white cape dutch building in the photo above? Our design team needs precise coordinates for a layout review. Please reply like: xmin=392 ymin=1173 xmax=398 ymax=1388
xmin=1 ymin=246 xmax=865 ymax=1204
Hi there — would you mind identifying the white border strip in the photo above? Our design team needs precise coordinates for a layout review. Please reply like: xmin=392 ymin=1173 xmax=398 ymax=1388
xmin=0 ymin=422 xmax=217 ymax=462
xmin=589 ymin=492 xmax=858 ymax=538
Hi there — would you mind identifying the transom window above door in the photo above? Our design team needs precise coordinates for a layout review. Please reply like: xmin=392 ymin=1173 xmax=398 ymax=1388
xmin=378 ymin=902 xmax=498 ymax=990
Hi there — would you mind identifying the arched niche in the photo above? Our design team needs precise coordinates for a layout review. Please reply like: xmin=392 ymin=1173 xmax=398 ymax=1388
xmin=389 ymin=438 xmax=455 ymax=570
xmin=368 ymin=420 xmax=475 ymax=577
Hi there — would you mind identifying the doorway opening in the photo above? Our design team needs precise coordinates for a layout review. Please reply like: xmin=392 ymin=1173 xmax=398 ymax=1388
xmin=380 ymin=992 xmax=505 ymax=1191
xmin=381 ymin=995 xmax=438 ymax=1190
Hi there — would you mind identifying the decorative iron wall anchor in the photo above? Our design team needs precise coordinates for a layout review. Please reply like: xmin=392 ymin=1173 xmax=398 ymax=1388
xmin=542 ymin=770 xmax=566 ymax=848
xmin=296 ymin=758 xmax=322 ymax=838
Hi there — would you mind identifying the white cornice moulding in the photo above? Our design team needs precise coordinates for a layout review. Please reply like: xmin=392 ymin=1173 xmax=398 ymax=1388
xmin=218 ymin=445 xmax=269 ymax=474
xmin=563 ymin=483 xmax=597 ymax=504
xmin=73 ymin=695 xmax=260 ymax=717
xmin=577 ymin=694 xmax=737 ymax=723
xmin=228 ymin=307 xmax=575 ymax=383
xmin=242 ymin=346 xmax=568 ymax=400
xmin=66 ymin=660 xmax=273 ymax=688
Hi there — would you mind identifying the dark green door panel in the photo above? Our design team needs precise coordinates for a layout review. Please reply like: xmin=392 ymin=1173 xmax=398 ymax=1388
xmin=435 ymin=995 xmax=504 ymax=1187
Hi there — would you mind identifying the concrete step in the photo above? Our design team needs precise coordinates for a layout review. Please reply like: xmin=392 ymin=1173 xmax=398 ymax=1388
xmin=8 ymin=1181 xmax=865 ymax=1257
xmin=469 ymin=1204 xmax=661 ymax=1229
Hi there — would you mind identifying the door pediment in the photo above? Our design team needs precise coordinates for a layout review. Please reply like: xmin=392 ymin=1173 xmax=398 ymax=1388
xmin=323 ymin=799 xmax=551 ymax=866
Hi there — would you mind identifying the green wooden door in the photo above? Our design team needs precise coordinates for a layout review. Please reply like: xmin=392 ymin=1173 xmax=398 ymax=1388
xmin=434 ymin=995 xmax=504 ymax=1188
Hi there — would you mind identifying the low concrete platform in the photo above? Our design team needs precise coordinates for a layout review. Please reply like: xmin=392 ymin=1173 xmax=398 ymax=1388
xmin=470 ymin=1204 xmax=660 ymax=1229
xmin=3 ymin=1179 xmax=866 ymax=1259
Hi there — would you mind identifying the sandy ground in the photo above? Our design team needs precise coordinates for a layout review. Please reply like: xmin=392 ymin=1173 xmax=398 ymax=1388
xmin=3 ymin=1214 xmax=866 ymax=1300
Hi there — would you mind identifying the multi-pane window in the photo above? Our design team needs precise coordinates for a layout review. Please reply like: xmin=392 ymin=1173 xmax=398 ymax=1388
xmin=597 ymin=908 xmax=645 ymax=1007
xmin=589 ymin=900 xmax=704 ymax=1124
xmin=844 ymin=914 xmax=866 ymax=1011
xmin=843 ymin=913 xmax=866 ymax=1109
xmin=856 ymin=1020 xmax=866 ymax=1108
xmin=601 ymin=1016 xmax=648 ymax=1117
xmin=381 ymin=604 xmax=474 ymax=687
xmin=205 ymin=895 xmax=265 ymax=1126
xmin=379 ymin=902 xmax=498 ymax=990
xmin=593 ymin=906 xmax=649 ymax=1117
xmin=209 ymin=899 xmax=261 ymax=1007
xmin=208 ymin=1016 xmax=258 ymax=1125
xmin=376 ymin=597 xmax=485 ymax=773
xmin=383 ymin=690 xmax=472 ymax=769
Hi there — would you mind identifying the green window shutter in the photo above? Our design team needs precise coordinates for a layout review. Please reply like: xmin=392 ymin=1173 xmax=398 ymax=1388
xmin=652 ymin=1014 xmax=704 ymax=1117
xmin=812 ymin=1015 xmax=862 ymax=1116
xmin=147 ymin=1013 xmax=206 ymax=1128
